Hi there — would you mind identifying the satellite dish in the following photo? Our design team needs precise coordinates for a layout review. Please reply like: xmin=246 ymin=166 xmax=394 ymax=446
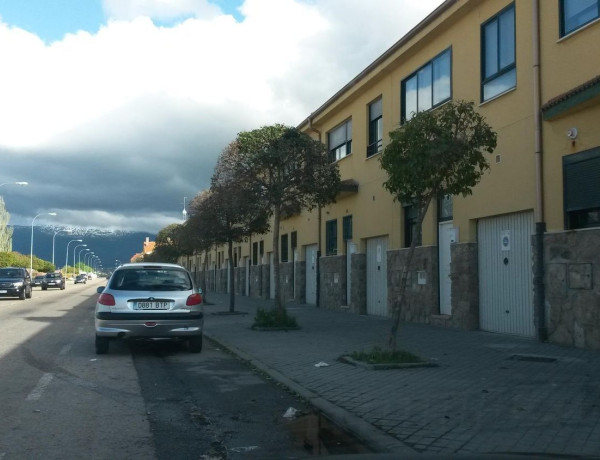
xmin=566 ymin=128 xmax=578 ymax=140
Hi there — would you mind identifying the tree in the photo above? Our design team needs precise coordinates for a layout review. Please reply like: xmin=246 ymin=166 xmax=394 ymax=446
xmin=234 ymin=124 xmax=341 ymax=310
xmin=204 ymin=142 xmax=271 ymax=312
xmin=380 ymin=100 xmax=497 ymax=351
xmin=145 ymin=223 xmax=186 ymax=263
xmin=0 ymin=197 xmax=13 ymax=252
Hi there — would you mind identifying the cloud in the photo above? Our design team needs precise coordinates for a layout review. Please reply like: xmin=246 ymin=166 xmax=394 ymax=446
xmin=0 ymin=0 xmax=443 ymax=233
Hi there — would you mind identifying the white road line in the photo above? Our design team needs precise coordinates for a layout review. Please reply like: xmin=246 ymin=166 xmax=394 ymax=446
xmin=59 ymin=344 xmax=72 ymax=355
xmin=26 ymin=373 xmax=54 ymax=401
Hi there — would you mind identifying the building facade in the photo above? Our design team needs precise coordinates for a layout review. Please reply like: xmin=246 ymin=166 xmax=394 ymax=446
xmin=181 ymin=0 xmax=600 ymax=349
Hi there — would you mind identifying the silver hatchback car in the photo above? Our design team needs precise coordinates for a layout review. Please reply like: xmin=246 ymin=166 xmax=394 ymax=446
xmin=94 ymin=263 xmax=203 ymax=354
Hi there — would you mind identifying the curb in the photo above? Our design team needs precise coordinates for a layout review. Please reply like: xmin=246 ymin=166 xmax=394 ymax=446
xmin=205 ymin=332 xmax=417 ymax=456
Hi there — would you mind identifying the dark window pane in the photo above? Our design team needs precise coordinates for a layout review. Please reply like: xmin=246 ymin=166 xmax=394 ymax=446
xmin=563 ymin=0 xmax=599 ymax=35
xmin=499 ymin=9 xmax=515 ymax=69
xmin=417 ymin=65 xmax=432 ymax=112
xmin=433 ymin=50 xmax=451 ymax=105
xmin=404 ymin=76 xmax=417 ymax=121
xmin=484 ymin=20 xmax=498 ymax=78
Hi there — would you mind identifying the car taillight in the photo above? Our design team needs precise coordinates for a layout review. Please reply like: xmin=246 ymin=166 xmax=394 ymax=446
xmin=98 ymin=293 xmax=115 ymax=306
xmin=186 ymin=293 xmax=202 ymax=306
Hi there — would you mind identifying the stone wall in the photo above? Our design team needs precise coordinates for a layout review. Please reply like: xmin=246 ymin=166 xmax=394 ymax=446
xmin=261 ymin=264 xmax=270 ymax=300
xmin=295 ymin=261 xmax=306 ymax=303
xmin=279 ymin=262 xmax=295 ymax=302
xmin=350 ymin=253 xmax=367 ymax=314
xmin=249 ymin=265 xmax=262 ymax=298
xmin=319 ymin=255 xmax=346 ymax=311
xmin=448 ymin=242 xmax=479 ymax=330
xmin=544 ymin=229 xmax=600 ymax=349
xmin=387 ymin=246 xmax=438 ymax=323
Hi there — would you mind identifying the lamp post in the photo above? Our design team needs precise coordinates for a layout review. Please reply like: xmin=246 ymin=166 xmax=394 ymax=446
xmin=182 ymin=196 xmax=188 ymax=221
xmin=65 ymin=239 xmax=82 ymax=278
xmin=52 ymin=228 xmax=72 ymax=266
xmin=84 ymin=251 xmax=94 ymax=268
xmin=30 ymin=212 xmax=57 ymax=274
xmin=73 ymin=245 xmax=87 ymax=274
xmin=78 ymin=248 xmax=90 ymax=271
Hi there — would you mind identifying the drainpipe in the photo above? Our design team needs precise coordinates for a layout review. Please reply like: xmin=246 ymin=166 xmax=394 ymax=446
xmin=532 ymin=0 xmax=547 ymax=342
xmin=308 ymin=115 xmax=322 ymax=307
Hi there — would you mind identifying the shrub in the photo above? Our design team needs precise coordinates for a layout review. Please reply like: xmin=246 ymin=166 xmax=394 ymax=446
xmin=252 ymin=307 xmax=298 ymax=329
xmin=350 ymin=346 xmax=423 ymax=364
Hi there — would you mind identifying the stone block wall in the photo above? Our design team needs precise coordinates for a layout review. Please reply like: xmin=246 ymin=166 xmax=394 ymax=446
xmin=319 ymin=255 xmax=346 ymax=311
xmin=544 ymin=229 xmax=600 ymax=349
xmin=351 ymin=253 xmax=367 ymax=314
xmin=261 ymin=264 xmax=270 ymax=300
xmin=279 ymin=262 xmax=295 ymax=302
xmin=387 ymin=246 xmax=438 ymax=323
xmin=295 ymin=261 xmax=306 ymax=303
xmin=449 ymin=242 xmax=479 ymax=330
xmin=249 ymin=265 xmax=262 ymax=298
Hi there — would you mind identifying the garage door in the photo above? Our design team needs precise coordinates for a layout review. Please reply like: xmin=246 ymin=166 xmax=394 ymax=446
xmin=478 ymin=211 xmax=535 ymax=337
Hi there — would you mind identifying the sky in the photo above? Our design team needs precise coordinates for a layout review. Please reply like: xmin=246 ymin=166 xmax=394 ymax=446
xmin=0 ymin=0 xmax=443 ymax=234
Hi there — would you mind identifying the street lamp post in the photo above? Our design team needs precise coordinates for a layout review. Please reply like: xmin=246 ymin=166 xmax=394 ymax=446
xmin=78 ymin=248 xmax=90 ymax=271
xmin=183 ymin=196 xmax=188 ymax=221
xmin=65 ymin=239 xmax=83 ymax=278
xmin=30 ymin=212 xmax=57 ymax=274
xmin=84 ymin=252 xmax=94 ymax=269
xmin=73 ymin=244 xmax=87 ymax=274
xmin=52 ymin=228 xmax=72 ymax=266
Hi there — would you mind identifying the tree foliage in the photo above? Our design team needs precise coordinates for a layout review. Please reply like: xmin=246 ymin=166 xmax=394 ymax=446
xmin=380 ymin=100 xmax=497 ymax=350
xmin=143 ymin=223 xmax=186 ymax=263
xmin=0 ymin=197 xmax=13 ymax=252
xmin=232 ymin=124 xmax=341 ymax=310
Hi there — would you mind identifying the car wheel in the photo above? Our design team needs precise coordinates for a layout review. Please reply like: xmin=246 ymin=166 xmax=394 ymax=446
xmin=19 ymin=288 xmax=26 ymax=300
xmin=188 ymin=335 xmax=203 ymax=353
xmin=95 ymin=336 xmax=109 ymax=354
xmin=26 ymin=287 xmax=32 ymax=299
xmin=60 ymin=284 xmax=65 ymax=290
xmin=42 ymin=286 xmax=47 ymax=291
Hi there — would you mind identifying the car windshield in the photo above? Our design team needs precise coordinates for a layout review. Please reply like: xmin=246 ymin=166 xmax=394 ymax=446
xmin=109 ymin=268 xmax=192 ymax=291
xmin=46 ymin=273 xmax=61 ymax=279
xmin=0 ymin=269 xmax=22 ymax=278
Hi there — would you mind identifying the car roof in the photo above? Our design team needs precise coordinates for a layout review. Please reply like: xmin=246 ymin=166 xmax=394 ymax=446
xmin=118 ymin=263 xmax=186 ymax=270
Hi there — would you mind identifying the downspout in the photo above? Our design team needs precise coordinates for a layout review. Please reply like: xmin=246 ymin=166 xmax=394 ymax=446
xmin=308 ymin=116 xmax=322 ymax=307
xmin=532 ymin=0 xmax=547 ymax=341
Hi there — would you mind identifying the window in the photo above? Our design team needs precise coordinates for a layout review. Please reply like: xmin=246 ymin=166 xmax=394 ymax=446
xmin=281 ymin=234 xmax=289 ymax=263
xmin=438 ymin=195 xmax=453 ymax=222
xmin=259 ymin=241 xmax=264 ymax=263
xmin=343 ymin=215 xmax=353 ymax=240
xmin=401 ymin=48 xmax=451 ymax=123
xmin=328 ymin=119 xmax=352 ymax=162
xmin=252 ymin=242 xmax=258 ymax=265
xmin=367 ymin=98 xmax=383 ymax=157
xmin=325 ymin=219 xmax=338 ymax=256
xmin=404 ymin=204 xmax=421 ymax=248
xmin=563 ymin=147 xmax=600 ymax=229
xmin=482 ymin=4 xmax=516 ymax=101
xmin=561 ymin=0 xmax=599 ymax=36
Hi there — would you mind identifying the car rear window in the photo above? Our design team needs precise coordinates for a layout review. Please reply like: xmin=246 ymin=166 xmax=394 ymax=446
xmin=46 ymin=273 xmax=61 ymax=279
xmin=109 ymin=268 xmax=192 ymax=291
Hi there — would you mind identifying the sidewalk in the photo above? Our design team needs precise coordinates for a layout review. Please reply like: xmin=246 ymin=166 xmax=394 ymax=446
xmin=203 ymin=292 xmax=600 ymax=457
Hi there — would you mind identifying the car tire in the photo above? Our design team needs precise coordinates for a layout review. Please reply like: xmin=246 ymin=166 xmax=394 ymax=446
xmin=60 ymin=285 xmax=65 ymax=290
xmin=19 ymin=289 xmax=26 ymax=300
xmin=188 ymin=335 xmax=203 ymax=353
xmin=26 ymin=288 xmax=32 ymax=299
xmin=95 ymin=336 xmax=109 ymax=354
xmin=42 ymin=286 xmax=47 ymax=291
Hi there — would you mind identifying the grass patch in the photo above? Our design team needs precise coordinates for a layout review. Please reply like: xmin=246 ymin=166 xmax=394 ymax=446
xmin=349 ymin=346 xmax=424 ymax=364
xmin=252 ymin=307 xmax=298 ymax=329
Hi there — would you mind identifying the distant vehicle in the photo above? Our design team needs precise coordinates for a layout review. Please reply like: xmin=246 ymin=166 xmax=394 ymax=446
xmin=74 ymin=274 xmax=87 ymax=284
xmin=32 ymin=275 xmax=45 ymax=287
xmin=0 ymin=267 xmax=32 ymax=300
xmin=94 ymin=263 xmax=203 ymax=354
xmin=42 ymin=272 xmax=65 ymax=290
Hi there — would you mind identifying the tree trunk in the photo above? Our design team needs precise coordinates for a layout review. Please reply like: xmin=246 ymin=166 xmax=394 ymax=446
xmin=272 ymin=206 xmax=282 ymax=311
xmin=228 ymin=239 xmax=235 ymax=312
xmin=201 ymin=248 xmax=209 ymax=303
xmin=388 ymin=196 xmax=432 ymax=351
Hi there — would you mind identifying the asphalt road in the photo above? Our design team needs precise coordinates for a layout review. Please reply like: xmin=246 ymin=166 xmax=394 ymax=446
xmin=0 ymin=279 xmax=357 ymax=459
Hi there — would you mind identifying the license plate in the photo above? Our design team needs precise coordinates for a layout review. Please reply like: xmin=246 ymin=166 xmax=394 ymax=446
xmin=134 ymin=301 xmax=170 ymax=310
xmin=0 ymin=290 xmax=7 ymax=294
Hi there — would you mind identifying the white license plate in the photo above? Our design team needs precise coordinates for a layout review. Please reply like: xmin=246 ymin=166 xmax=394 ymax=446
xmin=0 ymin=290 xmax=7 ymax=294
xmin=134 ymin=301 xmax=170 ymax=310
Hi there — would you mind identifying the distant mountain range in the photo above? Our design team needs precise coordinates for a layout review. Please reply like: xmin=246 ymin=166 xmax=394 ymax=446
xmin=10 ymin=226 xmax=156 ymax=271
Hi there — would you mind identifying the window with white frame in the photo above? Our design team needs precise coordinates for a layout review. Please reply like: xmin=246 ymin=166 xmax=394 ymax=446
xmin=367 ymin=98 xmax=383 ymax=157
xmin=401 ymin=48 xmax=451 ymax=123
xmin=481 ymin=4 xmax=516 ymax=102
xmin=560 ymin=0 xmax=599 ymax=36
xmin=328 ymin=119 xmax=352 ymax=162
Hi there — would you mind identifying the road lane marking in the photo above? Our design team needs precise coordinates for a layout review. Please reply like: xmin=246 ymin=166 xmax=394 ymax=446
xmin=26 ymin=373 xmax=53 ymax=401
xmin=59 ymin=344 xmax=72 ymax=355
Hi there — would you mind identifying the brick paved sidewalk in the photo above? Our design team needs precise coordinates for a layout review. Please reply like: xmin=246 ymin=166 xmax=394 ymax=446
xmin=202 ymin=292 xmax=600 ymax=457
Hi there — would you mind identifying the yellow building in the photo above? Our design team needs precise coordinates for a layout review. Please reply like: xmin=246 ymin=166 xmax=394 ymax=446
xmin=182 ymin=0 xmax=600 ymax=349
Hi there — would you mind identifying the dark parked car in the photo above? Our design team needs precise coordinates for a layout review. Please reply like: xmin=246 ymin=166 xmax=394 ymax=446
xmin=42 ymin=272 xmax=65 ymax=290
xmin=95 ymin=263 xmax=203 ymax=354
xmin=32 ymin=275 xmax=45 ymax=287
xmin=74 ymin=274 xmax=87 ymax=284
xmin=0 ymin=267 xmax=32 ymax=300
